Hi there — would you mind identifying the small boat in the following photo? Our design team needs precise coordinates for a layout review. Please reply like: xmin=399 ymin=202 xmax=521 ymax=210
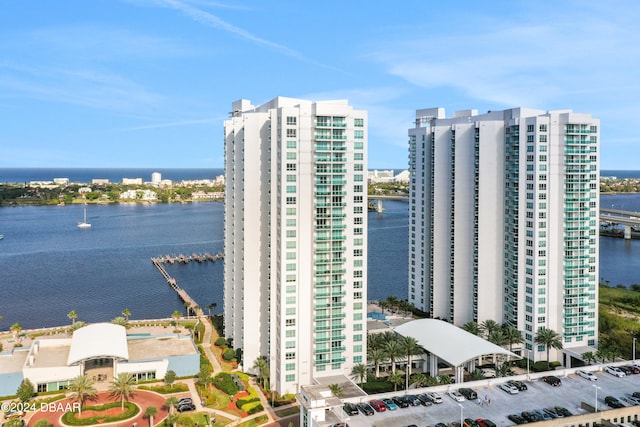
xmin=77 ymin=205 xmax=91 ymax=229
xmin=0 ymin=234 xmax=4 ymax=240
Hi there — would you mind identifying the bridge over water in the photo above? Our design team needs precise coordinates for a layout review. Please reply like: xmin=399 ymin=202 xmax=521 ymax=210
xmin=368 ymin=195 xmax=640 ymax=239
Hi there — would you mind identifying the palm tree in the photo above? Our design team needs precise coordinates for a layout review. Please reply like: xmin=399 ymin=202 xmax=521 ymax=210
xmin=165 ymin=396 xmax=179 ymax=414
xmin=470 ymin=369 xmax=486 ymax=380
xmin=400 ymin=335 xmax=425 ymax=389
xmin=109 ymin=372 xmax=136 ymax=409
xmin=595 ymin=348 xmax=609 ymax=363
xmin=67 ymin=310 xmax=78 ymax=326
xmin=502 ymin=325 xmax=524 ymax=353
xmin=122 ymin=308 xmax=131 ymax=321
xmin=212 ymin=302 xmax=217 ymax=315
xmin=328 ymin=383 xmax=344 ymax=398
xmin=10 ymin=322 xmax=22 ymax=340
xmin=496 ymin=363 xmax=513 ymax=377
xmin=367 ymin=348 xmax=386 ymax=378
xmin=68 ymin=375 xmax=97 ymax=414
xmin=480 ymin=319 xmax=499 ymax=338
xmin=111 ymin=316 xmax=128 ymax=327
xmin=385 ymin=295 xmax=399 ymax=312
xmin=351 ymin=363 xmax=367 ymax=386
xmin=534 ymin=327 xmax=563 ymax=368
xmin=383 ymin=338 xmax=403 ymax=374
xmin=461 ymin=321 xmax=480 ymax=336
xmin=378 ymin=300 xmax=389 ymax=314
xmin=387 ymin=371 xmax=403 ymax=391
xmin=582 ymin=351 xmax=597 ymax=365
xmin=367 ymin=333 xmax=384 ymax=351
xmin=144 ymin=406 xmax=158 ymax=427
xmin=437 ymin=374 xmax=452 ymax=384
xmin=165 ymin=412 xmax=179 ymax=427
xmin=252 ymin=356 xmax=270 ymax=389
xmin=487 ymin=329 xmax=508 ymax=347
xmin=410 ymin=373 xmax=428 ymax=388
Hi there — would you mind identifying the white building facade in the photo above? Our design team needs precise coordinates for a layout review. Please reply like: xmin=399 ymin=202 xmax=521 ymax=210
xmin=408 ymin=107 xmax=599 ymax=365
xmin=224 ymin=97 xmax=368 ymax=394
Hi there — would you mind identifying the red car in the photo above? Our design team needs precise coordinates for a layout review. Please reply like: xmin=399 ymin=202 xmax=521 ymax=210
xmin=369 ymin=399 xmax=387 ymax=412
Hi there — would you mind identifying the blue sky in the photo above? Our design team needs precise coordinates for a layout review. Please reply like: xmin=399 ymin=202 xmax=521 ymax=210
xmin=1 ymin=0 xmax=638 ymax=169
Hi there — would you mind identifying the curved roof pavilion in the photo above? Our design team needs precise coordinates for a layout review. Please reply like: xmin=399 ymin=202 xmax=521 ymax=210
xmin=67 ymin=323 xmax=129 ymax=365
xmin=394 ymin=318 xmax=518 ymax=367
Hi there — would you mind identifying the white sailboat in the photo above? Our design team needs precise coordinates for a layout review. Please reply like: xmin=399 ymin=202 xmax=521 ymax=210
xmin=77 ymin=205 xmax=91 ymax=229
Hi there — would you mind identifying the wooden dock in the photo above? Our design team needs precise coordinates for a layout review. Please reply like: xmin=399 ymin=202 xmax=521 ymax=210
xmin=153 ymin=252 xmax=224 ymax=265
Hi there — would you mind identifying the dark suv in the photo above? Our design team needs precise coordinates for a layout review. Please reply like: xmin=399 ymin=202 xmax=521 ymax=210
xmin=542 ymin=375 xmax=562 ymax=386
xmin=343 ymin=402 xmax=359 ymax=416
xmin=507 ymin=380 xmax=527 ymax=391
xmin=605 ymin=396 xmax=625 ymax=409
xmin=459 ymin=387 xmax=478 ymax=400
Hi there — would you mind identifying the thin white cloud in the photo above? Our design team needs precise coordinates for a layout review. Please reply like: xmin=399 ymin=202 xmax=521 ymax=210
xmin=112 ymin=116 xmax=224 ymax=132
xmin=148 ymin=0 xmax=339 ymax=70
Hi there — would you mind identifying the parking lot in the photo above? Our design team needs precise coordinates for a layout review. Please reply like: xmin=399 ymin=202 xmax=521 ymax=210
xmin=337 ymin=369 xmax=640 ymax=427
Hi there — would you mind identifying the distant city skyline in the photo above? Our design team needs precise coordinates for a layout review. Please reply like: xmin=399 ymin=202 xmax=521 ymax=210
xmin=1 ymin=1 xmax=639 ymax=169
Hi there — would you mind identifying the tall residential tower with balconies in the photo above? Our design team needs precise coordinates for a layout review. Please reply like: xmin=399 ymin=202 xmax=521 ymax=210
xmin=408 ymin=107 xmax=599 ymax=366
xmin=224 ymin=97 xmax=368 ymax=394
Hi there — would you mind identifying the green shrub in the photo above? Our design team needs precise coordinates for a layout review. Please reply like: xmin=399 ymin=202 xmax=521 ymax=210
xmin=532 ymin=361 xmax=551 ymax=372
xmin=237 ymin=397 xmax=259 ymax=409
xmin=244 ymin=401 xmax=264 ymax=415
xmin=213 ymin=372 xmax=238 ymax=395
xmin=138 ymin=384 xmax=189 ymax=394
xmin=215 ymin=337 xmax=227 ymax=346
xmin=222 ymin=348 xmax=236 ymax=361
xmin=61 ymin=402 xmax=139 ymax=426
xmin=549 ymin=361 xmax=561 ymax=369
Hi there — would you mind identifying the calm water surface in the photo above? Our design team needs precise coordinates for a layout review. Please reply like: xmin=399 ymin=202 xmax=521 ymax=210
xmin=1 ymin=195 xmax=639 ymax=330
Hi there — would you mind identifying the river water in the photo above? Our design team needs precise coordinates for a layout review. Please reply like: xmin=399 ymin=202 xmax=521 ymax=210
xmin=0 ymin=195 xmax=638 ymax=330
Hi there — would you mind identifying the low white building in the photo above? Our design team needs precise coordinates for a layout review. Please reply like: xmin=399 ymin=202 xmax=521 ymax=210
xmin=122 ymin=178 xmax=143 ymax=185
xmin=119 ymin=189 xmax=157 ymax=201
xmin=0 ymin=323 xmax=199 ymax=396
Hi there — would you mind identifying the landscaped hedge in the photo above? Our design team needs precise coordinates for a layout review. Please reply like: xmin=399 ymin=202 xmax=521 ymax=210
xmin=222 ymin=348 xmax=236 ymax=361
xmin=138 ymin=384 xmax=189 ymax=394
xmin=215 ymin=337 xmax=227 ymax=346
xmin=213 ymin=372 xmax=238 ymax=395
xmin=237 ymin=397 xmax=259 ymax=409
xmin=244 ymin=401 xmax=264 ymax=415
xmin=61 ymin=402 xmax=139 ymax=426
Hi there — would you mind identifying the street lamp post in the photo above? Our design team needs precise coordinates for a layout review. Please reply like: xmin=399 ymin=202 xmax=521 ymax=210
xmin=526 ymin=349 xmax=531 ymax=380
xmin=593 ymin=384 xmax=600 ymax=412
xmin=459 ymin=403 xmax=464 ymax=427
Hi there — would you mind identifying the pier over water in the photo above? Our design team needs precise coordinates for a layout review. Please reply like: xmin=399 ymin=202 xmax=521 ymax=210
xmin=151 ymin=252 xmax=224 ymax=315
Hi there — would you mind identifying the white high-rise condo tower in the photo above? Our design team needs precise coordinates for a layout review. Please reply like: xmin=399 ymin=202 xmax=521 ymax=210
xmin=408 ymin=107 xmax=599 ymax=366
xmin=224 ymin=97 xmax=368 ymax=394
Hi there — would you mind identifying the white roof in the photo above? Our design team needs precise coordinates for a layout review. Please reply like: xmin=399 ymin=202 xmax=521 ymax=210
xmin=394 ymin=319 xmax=518 ymax=367
xmin=67 ymin=323 xmax=129 ymax=365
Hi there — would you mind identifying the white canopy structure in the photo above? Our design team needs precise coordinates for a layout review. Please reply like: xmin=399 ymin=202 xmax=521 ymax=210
xmin=394 ymin=318 xmax=519 ymax=382
xmin=67 ymin=323 xmax=129 ymax=365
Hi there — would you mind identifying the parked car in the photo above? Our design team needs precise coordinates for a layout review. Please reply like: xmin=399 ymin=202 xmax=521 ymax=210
xmin=369 ymin=399 xmax=386 ymax=412
xmin=391 ymin=396 xmax=409 ymax=408
xmin=605 ymin=396 xmax=625 ymax=408
xmin=357 ymin=402 xmax=374 ymax=416
xmin=507 ymin=380 xmax=528 ymax=391
xmin=424 ymin=392 xmax=443 ymax=404
xmin=476 ymin=419 xmax=496 ymax=427
xmin=333 ymin=424 xmax=348 ymax=427
xmin=605 ymin=366 xmax=626 ymax=377
xmin=434 ymin=423 xmax=448 ymax=427
xmin=633 ymin=391 xmax=640 ymax=399
xmin=416 ymin=394 xmax=434 ymax=406
xmin=531 ymin=409 xmax=553 ymax=421
xmin=543 ymin=408 xmax=561 ymax=418
xmin=623 ymin=395 xmax=640 ymax=405
xmin=449 ymin=390 xmax=466 ymax=402
xmin=464 ymin=418 xmax=480 ymax=427
xmin=405 ymin=394 xmax=422 ymax=406
xmin=625 ymin=365 xmax=640 ymax=374
xmin=343 ymin=403 xmax=359 ymax=416
xmin=619 ymin=366 xmax=633 ymax=375
xmin=521 ymin=411 xmax=542 ymax=422
xmin=177 ymin=397 xmax=193 ymax=405
xmin=459 ymin=387 xmax=478 ymax=400
xmin=576 ymin=370 xmax=598 ymax=381
xmin=381 ymin=398 xmax=398 ymax=410
xmin=553 ymin=406 xmax=573 ymax=417
xmin=481 ymin=368 xmax=496 ymax=378
xmin=507 ymin=414 xmax=527 ymax=425
xmin=499 ymin=383 xmax=519 ymax=394
xmin=542 ymin=375 xmax=562 ymax=386
xmin=177 ymin=403 xmax=196 ymax=412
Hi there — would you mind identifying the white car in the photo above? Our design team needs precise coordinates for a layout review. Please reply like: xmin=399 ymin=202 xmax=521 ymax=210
xmin=426 ymin=392 xmax=443 ymax=404
xmin=449 ymin=390 xmax=466 ymax=402
xmin=499 ymin=383 xmax=519 ymax=394
xmin=576 ymin=370 xmax=598 ymax=381
xmin=481 ymin=368 xmax=496 ymax=378
xmin=605 ymin=366 xmax=626 ymax=377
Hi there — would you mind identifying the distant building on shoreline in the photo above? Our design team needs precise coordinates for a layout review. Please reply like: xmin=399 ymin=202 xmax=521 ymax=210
xmin=408 ymin=107 xmax=600 ymax=366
